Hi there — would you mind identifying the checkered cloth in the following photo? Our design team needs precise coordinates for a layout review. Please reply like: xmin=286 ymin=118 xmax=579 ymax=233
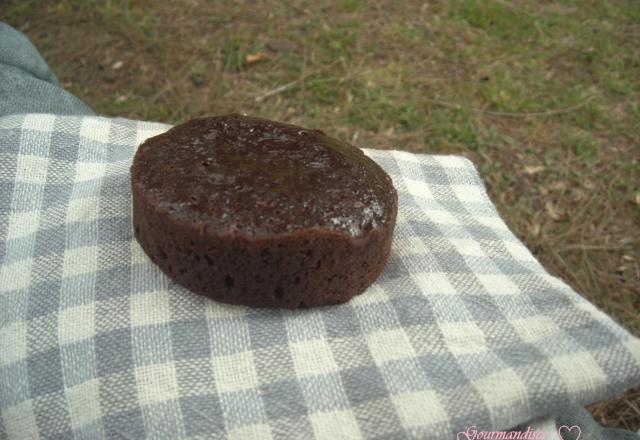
xmin=1 ymin=114 xmax=639 ymax=440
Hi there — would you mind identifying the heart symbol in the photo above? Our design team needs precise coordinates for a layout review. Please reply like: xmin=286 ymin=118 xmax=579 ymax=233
xmin=558 ymin=425 xmax=581 ymax=440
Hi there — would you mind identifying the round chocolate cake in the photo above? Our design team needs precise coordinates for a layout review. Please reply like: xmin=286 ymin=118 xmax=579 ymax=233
xmin=131 ymin=114 xmax=397 ymax=308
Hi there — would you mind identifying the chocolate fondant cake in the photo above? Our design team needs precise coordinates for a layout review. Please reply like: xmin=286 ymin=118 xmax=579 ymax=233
xmin=131 ymin=114 xmax=397 ymax=308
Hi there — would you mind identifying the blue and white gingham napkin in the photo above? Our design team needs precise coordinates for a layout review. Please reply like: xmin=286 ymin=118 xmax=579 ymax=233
xmin=1 ymin=114 xmax=639 ymax=439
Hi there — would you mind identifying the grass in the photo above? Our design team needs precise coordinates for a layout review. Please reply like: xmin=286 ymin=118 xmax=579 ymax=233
xmin=3 ymin=0 xmax=639 ymax=429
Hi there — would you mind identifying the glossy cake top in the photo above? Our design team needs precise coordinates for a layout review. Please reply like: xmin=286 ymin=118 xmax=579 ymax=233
xmin=131 ymin=114 xmax=397 ymax=238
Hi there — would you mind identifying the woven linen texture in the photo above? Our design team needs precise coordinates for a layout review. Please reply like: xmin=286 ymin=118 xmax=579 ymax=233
xmin=1 ymin=114 xmax=639 ymax=440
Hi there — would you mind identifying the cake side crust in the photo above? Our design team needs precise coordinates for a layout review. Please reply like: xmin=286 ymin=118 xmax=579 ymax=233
xmin=132 ymin=182 xmax=395 ymax=309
